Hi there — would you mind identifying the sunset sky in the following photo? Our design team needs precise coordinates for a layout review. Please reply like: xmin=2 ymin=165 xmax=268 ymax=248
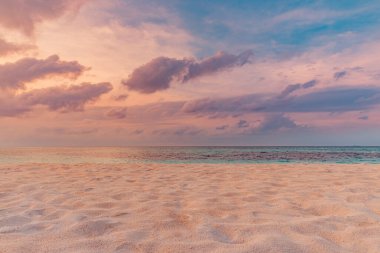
xmin=1 ymin=0 xmax=380 ymax=146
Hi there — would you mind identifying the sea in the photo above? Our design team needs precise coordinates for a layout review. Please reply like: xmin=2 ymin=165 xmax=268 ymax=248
xmin=0 ymin=146 xmax=380 ymax=164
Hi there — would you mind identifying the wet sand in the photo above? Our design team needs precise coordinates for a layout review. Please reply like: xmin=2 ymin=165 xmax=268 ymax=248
xmin=1 ymin=163 xmax=380 ymax=253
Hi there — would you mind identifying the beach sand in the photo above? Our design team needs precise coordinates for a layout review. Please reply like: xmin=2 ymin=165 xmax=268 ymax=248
xmin=1 ymin=163 xmax=380 ymax=253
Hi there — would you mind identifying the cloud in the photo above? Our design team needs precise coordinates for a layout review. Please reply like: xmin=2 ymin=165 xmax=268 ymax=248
xmin=215 ymin=125 xmax=228 ymax=130
xmin=131 ymin=129 xmax=144 ymax=135
xmin=236 ymin=119 xmax=249 ymax=128
xmin=0 ymin=55 xmax=86 ymax=90
xmin=181 ymin=50 xmax=253 ymax=82
xmin=153 ymin=126 xmax=202 ymax=136
xmin=358 ymin=115 xmax=369 ymax=120
xmin=36 ymin=127 xmax=98 ymax=135
xmin=0 ymin=37 xmax=33 ymax=57
xmin=180 ymin=86 xmax=380 ymax=115
xmin=302 ymin=80 xmax=318 ymax=89
xmin=114 ymin=94 xmax=129 ymax=101
xmin=333 ymin=67 xmax=364 ymax=81
xmin=334 ymin=70 xmax=347 ymax=80
xmin=255 ymin=114 xmax=299 ymax=133
xmin=0 ymin=0 xmax=88 ymax=36
xmin=71 ymin=85 xmax=380 ymax=130
xmin=0 ymin=82 xmax=112 ymax=116
xmin=20 ymin=82 xmax=112 ymax=112
xmin=276 ymin=86 xmax=380 ymax=112
xmin=0 ymin=95 xmax=30 ymax=116
xmin=277 ymin=79 xmax=317 ymax=98
xmin=181 ymin=94 xmax=264 ymax=115
xmin=111 ymin=85 xmax=380 ymax=126
xmin=107 ymin=107 xmax=127 ymax=119
xmin=122 ymin=50 xmax=253 ymax=93
xmin=122 ymin=57 xmax=188 ymax=93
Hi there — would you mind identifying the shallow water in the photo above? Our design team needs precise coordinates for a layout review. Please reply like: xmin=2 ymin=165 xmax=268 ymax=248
xmin=0 ymin=146 xmax=380 ymax=164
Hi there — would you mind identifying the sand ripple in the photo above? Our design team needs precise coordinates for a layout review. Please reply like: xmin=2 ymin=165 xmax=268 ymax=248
xmin=1 ymin=163 xmax=380 ymax=252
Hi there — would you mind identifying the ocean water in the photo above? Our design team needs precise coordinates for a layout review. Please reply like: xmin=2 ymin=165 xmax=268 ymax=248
xmin=0 ymin=147 xmax=380 ymax=164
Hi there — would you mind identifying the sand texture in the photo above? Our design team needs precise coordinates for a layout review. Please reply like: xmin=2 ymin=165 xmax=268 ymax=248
xmin=1 ymin=163 xmax=380 ymax=253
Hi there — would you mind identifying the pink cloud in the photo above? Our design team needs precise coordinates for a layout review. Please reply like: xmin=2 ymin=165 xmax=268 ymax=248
xmin=0 ymin=0 xmax=89 ymax=36
xmin=113 ymin=94 xmax=129 ymax=101
xmin=0 ymin=37 xmax=33 ymax=57
xmin=0 ymin=95 xmax=30 ymax=116
xmin=152 ymin=126 xmax=202 ymax=136
xmin=107 ymin=107 xmax=127 ymax=119
xmin=36 ymin=127 xmax=98 ymax=135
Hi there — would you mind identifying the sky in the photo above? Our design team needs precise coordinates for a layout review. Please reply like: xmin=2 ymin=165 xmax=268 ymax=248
xmin=1 ymin=0 xmax=380 ymax=146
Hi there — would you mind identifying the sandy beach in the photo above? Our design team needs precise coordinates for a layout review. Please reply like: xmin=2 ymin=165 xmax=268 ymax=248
xmin=1 ymin=163 xmax=380 ymax=253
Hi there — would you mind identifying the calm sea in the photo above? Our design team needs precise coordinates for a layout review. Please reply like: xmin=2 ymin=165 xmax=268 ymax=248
xmin=0 ymin=147 xmax=380 ymax=164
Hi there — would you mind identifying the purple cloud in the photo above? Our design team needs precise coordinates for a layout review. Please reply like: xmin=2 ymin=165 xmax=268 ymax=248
xmin=277 ymin=79 xmax=317 ymax=99
xmin=215 ymin=125 xmax=228 ymax=130
xmin=14 ymin=82 xmax=376 ymax=140
xmin=181 ymin=50 xmax=253 ymax=82
xmin=181 ymin=94 xmax=263 ymax=114
xmin=0 ymin=55 xmax=87 ymax=90
xmin=236 ymin=119 xmax=250 ymax=128
xmin=180 ymin=86 xmax=380 ymax=116
xmin=334 ymin=71 xmax=347 ymax=80
xmin=20 ymin=82 xmax=112 ymax=112
xmin=255 ymin=114 xmax=299 ymax=133
xmin=0 ymin=82 xmax=112 ymax=117
xmin=122 ymin=50 xmax=253 ymax=93
xmin=276 ymin=87 xmax=380 ymax=112
xmin=122 ymin=57 xmax=188 ymax=93
xmin=333 ymin=67 xmax=364 ymax=81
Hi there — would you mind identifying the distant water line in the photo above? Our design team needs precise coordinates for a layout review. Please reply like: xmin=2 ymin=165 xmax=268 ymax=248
xmin=0 ymin=146 xmax=380 ymax=164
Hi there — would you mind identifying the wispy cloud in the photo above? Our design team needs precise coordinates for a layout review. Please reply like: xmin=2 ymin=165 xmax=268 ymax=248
xmin=107 ymin=107 xmax=127 ymax=119
xmin=153 ymin=126 xmax=202 ymax=136
xmin=36 ymin=127 xmax=98 ymax=135
xmin=334 ymin=71 xmax=348 ymax=80
xmin=277 ymin=80 xmax=317 ymax=99
xmin=113 ymin=94 xmax=129 ymax=102
xmin=0 ymin=37 xmax=33 ymax=57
